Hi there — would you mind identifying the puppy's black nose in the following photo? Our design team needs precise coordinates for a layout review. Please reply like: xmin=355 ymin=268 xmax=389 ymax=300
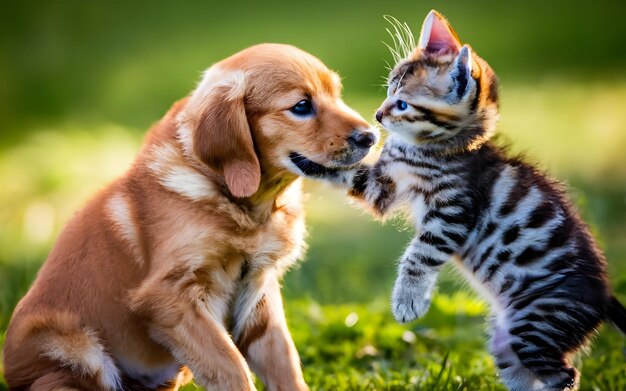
xmin=375 ymin=110 xmax=383 ymax=123
xmin=348 ymin=130 xmax=377 ymax=149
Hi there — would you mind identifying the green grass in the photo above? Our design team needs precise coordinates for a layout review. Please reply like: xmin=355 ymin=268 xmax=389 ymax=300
xmin=1 ymin=83 xmax=626 ymax=389
xmin=181 ymin=298 xmax=626 ymax=391
xmin=287 ymin=299 xmax=626 ymax=391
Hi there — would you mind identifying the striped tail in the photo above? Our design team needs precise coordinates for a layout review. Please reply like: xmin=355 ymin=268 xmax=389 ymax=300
xmin=608 ymin=295 xmax=626 ymax=334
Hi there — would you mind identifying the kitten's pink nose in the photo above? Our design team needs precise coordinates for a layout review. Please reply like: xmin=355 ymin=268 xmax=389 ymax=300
xmin=375 ymin=110 xmax=383 ymax=123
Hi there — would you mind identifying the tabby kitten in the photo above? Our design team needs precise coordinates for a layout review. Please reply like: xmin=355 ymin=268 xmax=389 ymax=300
xmin=290 ymin=10 xmax=626 ymax=391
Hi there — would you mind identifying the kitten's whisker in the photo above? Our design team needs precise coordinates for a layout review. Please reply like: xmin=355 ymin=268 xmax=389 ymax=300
xmin=382 ymin=59 xmax=393 ymax=73
xmin=383 ymin=40 xmax=402 ymax=64
xmin=384 ymin=15 xmax=416 ymax=61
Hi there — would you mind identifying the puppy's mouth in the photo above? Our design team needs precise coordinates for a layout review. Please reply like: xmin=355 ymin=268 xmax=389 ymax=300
xmin=288 ymin=152 xmax=339 ymax=177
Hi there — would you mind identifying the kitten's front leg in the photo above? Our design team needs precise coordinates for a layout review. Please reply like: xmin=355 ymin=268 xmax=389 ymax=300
xmin=392 ymin=230 xmax=460 ymax=323
xmin=289 ymin=150 xmax=363 ymax=189
xmin=294 ymin=160 xmax=397 ymax=218
xmin=293 ymin=160 xmax=365 ymax=190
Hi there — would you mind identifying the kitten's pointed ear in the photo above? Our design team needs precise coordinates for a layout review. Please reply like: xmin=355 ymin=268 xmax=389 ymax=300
xmin=451 ymin=45 xmax=474 ymax=100
xmin=418 ymin=10 xmax=462 ymax=53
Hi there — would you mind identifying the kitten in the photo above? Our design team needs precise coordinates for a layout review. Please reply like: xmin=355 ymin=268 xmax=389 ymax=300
xmin=290 ymin=10 xmax=626 ymax=391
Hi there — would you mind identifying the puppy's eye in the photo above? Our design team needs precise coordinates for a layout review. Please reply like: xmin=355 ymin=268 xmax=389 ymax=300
xmin=396 ymin=100 xmax=408 ymax=111
xmin=290 ymin=100 xmax=314 ymax=116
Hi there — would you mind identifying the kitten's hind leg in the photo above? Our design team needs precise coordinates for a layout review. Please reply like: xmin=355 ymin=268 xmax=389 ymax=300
xmin=490 ymin=321 xmax=579 ymax=391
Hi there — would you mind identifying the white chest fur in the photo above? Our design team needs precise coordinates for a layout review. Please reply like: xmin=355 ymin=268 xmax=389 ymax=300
xmin=411 ymin=195 xmax=428 ymax=231
xmin=452 ymin=256 xmax=504 ymax=318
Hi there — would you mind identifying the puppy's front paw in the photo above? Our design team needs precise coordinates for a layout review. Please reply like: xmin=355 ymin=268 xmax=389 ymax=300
xmin=391 ymin=281 xmax=431 ymax=323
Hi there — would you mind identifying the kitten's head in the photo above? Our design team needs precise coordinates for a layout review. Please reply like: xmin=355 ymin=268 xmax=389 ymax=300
xmin=379 ymin=10 xmax=499 ymax=152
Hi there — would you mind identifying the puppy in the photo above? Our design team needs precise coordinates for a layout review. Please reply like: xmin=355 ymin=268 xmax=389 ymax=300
xmin=3 ymin=43 xmax=377 ymax=391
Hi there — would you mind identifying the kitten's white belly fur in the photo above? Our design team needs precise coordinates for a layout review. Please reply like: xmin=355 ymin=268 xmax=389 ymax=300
xmin=411 ymin=195 xmax=428 ymax=231
xmin=452 ymin=255 xmax=505 ymax=319
xmin=410 ymin=196 xmax=507 ymax=319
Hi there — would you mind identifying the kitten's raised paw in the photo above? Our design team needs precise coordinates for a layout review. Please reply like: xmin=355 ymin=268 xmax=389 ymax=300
xmin=391 ymin=284 xmax=431 ymax=323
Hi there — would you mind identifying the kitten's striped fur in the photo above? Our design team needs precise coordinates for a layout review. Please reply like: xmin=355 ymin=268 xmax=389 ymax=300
xmin=294 ymin=11 xmax=626 ymax=391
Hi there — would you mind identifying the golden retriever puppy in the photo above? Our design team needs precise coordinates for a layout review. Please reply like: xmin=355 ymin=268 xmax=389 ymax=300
xmin=3 ymin=43 xmax=377 ymax=391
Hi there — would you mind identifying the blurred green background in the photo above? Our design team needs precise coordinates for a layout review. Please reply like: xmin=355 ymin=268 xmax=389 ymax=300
xmin=1 ymin=1 xmax=625 ymax=389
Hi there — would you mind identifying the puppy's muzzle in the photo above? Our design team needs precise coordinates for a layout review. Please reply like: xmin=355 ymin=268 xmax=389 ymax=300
xmin=334 ymin=128 xmax=378 ymax=165
xmin=348 ymin=130 xmax=377 ymax=149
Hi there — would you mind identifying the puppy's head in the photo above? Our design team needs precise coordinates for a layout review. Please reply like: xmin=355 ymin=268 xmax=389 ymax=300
xmin=178 ymin=44 xmax=377 ymax=198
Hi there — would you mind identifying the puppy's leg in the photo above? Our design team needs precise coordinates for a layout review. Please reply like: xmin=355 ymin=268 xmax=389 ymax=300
xmin=233 ymin=274 xmax=308 ymax=391
xmin=30 ymin=370 xmax=102 ymax=391
xmin=4 ymin=311 xmax=120 ymax=391
xmin=130 ymin=279 xmax=256 ymax=391
xmin=156 ymin=309 xmax=256 ymax=390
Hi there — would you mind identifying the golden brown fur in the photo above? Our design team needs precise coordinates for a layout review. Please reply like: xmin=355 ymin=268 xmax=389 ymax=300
xmin=3 ymin=43 xmax=375 ymax=391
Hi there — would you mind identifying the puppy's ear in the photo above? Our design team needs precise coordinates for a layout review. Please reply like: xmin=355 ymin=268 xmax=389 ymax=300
xmin=188 ymin=70 xmax=261 ymax=198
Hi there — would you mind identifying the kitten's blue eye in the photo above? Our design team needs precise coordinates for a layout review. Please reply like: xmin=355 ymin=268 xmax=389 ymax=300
xmin=290 ymin=100 xmax=314 ymax=116
xmin=396 ymin=100 xmax=408 ymax=111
